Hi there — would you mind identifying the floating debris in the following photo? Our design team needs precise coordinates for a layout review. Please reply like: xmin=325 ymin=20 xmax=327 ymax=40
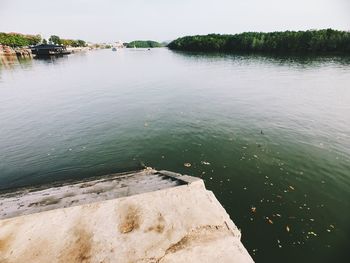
xmin=308 ymin=231 xmax=317 ymax=237
xmin=253 ymin=155 xmax=258 ymax=159
xmin=326 ymin=229 xmax=331 ymax=232
xmin=201 ymin=161 xmax=211 ymax=165
xmin=330 ymin=224 xmax=335 ymax=229
xmin=310 ymin=218 xmax=315 ymax=222
xmin=286 ymin=225 xmax=290 ymax=232
xmin=184 ymin=163 xmax=191 ymax=167
xmin=266 ymin=217 xmax=273 ymax=224
xmin=289 ymin=185 xmax=295 ymax=190
xmin=277 ymin=239 xmax=282 ymax=248
xmin=251 ymin=207 xmax=256 ymax=213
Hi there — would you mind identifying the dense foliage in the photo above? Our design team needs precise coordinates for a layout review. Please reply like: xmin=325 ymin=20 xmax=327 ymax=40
xmin=126 ymin=40 xmax=163 ymax=48
xmin=168 ymin=29 xmax=350 ymax=53
xmin=48 ymin=35 xmax=61 ymax=45
xmin=47 ymin=35 xmax=85 ymax=47
xmin=49 ymin=35 xmax=86 ymax=47
xmin=0 ymin=32 xmax=87 ymax=47
xmin=0 ymin=33 xmax=41 ymax=47
xmin=61 ymin=39 xmax=87 ymax=47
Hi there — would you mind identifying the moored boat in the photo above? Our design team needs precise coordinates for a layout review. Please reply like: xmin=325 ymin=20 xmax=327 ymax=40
xmin=31 ymin=44 xmax=71 ymax=56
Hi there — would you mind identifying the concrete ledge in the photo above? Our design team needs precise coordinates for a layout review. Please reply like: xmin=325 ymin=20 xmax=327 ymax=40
xmin=0 ymin=170 xmax=254 ymax=263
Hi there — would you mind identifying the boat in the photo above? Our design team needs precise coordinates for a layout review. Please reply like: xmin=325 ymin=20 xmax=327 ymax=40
xmin=30 ymin=44 xmax=71 ymax=56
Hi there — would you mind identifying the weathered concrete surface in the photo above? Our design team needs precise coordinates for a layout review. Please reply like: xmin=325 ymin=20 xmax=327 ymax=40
xmin=0 ymin=169 xmax=183 ymax=220
xmin=0 ymin=170 xmax=254 ymax=263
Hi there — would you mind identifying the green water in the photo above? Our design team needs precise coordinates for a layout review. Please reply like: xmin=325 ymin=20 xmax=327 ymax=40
xmin=0 ymin=49 xmax=349 ymax=262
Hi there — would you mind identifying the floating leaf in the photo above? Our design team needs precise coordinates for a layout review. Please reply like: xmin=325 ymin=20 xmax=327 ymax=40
xmin=308 ymin=231 xmax=317 ymax=236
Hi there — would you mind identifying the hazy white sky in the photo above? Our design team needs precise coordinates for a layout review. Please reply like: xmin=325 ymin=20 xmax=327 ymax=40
xmin=1 ymin=0 xmax=349 ymax=43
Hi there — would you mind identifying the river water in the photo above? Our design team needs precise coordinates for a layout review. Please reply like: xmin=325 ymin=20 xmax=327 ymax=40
xmin=0 ymin=49 xmax=349 ymax=262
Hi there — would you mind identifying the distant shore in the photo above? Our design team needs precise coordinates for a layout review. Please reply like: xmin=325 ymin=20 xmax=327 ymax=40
xmin=168 ymin=29 xmax=350 ymax=54
xmin=0 ymin=44 xmax=94 ymax=59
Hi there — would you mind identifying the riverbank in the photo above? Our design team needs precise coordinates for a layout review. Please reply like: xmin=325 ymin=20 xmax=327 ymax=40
xmin=168 ymin=29 xmax=350 ymax=54
xmin=0 ymin=45 xmax=94 ymax=67
xmin=0 ymin=45 xmax=32 ymax=58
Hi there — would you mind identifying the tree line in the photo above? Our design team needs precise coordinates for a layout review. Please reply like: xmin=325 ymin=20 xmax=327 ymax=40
xmin=0 ymin=32 xmax=87 ymax=47
xmin=0 ymin=33 xmax=41 ymax=47
xmin=126 ymin=40 xmax=163 ymax=48
xmin=168 ymin=29 xmax=350 ymax=53
xmin=48 ymin=35 xmax=86 ymax=47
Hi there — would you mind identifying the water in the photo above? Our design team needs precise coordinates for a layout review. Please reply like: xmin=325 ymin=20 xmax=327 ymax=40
xmin=1 ymin=49 xmax=350 ymax=262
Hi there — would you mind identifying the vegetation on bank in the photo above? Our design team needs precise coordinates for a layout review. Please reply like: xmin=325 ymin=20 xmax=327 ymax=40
xmin=0 ymin=32 xmax=87 ymax=47
xmin=0 ymin=33 xmax=41 ymax=47
xmin=48 ymin=35 xmax=87 ymax=47
xmin=126 ymin=40 xmax=163 ymax=48
xmin=168 ymin=29 xmax=350 ymax=53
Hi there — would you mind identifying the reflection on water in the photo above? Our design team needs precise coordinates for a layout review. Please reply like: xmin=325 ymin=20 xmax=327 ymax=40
xmin=171 ymin=50 xmax=350 ymax=68
xmin=0 ymin=49 xmax=349 ymax=263
xmin=0 ymin=55 xmax=33 ymax=71
xmin=33 ymin=54 xmax=71 ymax=63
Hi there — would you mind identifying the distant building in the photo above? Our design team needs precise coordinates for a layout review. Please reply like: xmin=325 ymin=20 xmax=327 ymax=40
xmin=114 ymin=40 xmax=125 ymax=48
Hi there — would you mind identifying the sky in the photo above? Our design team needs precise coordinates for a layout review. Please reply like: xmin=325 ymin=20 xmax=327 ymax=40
xmin=1 ymin=0 xmax=349 ymax=43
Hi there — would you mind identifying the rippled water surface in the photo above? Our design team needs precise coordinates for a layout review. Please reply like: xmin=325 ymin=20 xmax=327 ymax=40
xmin=1 ymin=49 xmax=349 ymax=262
